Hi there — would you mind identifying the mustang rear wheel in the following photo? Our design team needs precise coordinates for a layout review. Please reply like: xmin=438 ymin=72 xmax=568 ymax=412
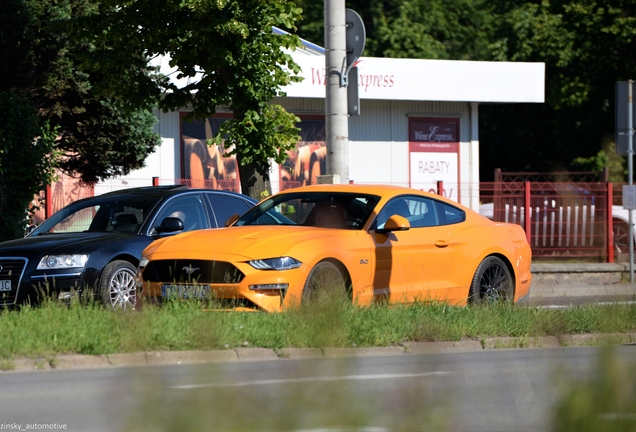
xmin=302 ymin=261 xmax=347 ymax=303
xmin=100 ymin=260 xmax=138 ymax=310
xmin=469 ymin=256 xmax=513 ymax=304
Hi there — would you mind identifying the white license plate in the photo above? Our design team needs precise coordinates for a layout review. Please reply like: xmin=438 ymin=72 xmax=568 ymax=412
xmin=161 ymin=284 xmax=210 ymax=299
xmin=0 ymin=280 xmax=11 ymax=291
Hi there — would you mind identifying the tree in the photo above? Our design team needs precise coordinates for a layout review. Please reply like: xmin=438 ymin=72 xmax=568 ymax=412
xmin=1 ymin=0 xmax=162 ymax=185
xmin=571 ymin=140 xmax=625 ymax=183
xmin=294 ymin=0 xmax=496 ymax=60
xmin=471 ymin=1 xmax=636 ymax=180
xmin=0 ymin=91 xmax=58 ymax=241
xmin=80 ymin=0 xmax=305 ymax=198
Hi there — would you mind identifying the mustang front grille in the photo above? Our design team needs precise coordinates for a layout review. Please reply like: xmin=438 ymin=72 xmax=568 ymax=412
xmin=143 ymin=260 xmax=244 ymax=284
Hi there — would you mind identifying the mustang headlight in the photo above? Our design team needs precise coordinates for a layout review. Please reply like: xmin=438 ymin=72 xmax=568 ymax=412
xmin=248 ymin=257 xmax=302 ymax=271
xmin=37 ymin=254 xmax=88 ymax=270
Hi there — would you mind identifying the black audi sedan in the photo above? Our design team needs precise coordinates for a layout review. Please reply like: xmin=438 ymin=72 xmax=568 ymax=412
xmin=0 ymin=185 xmax=257 ymax=309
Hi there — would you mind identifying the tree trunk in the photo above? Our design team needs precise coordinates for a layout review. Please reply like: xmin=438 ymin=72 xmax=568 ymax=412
xmin=238 ymin=157 xmax=272 ymax=201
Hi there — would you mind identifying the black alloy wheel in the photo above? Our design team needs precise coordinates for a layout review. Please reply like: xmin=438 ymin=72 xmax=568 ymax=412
xmin=469 ymin=256 xmax=514 ymax=304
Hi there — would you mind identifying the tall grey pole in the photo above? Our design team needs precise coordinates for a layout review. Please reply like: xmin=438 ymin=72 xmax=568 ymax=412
xmin=324 ymin=0 xmax=349 ymax=184
xmin=629 ymin=80 xmax=634 ymax=282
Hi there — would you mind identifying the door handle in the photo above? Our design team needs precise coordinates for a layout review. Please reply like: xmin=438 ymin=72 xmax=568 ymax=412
xmin=435 ymin=240 xmax=449 ymax=248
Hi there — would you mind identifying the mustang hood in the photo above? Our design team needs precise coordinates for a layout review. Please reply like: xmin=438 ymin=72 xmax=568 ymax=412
xmin=144 ymin=226 xmax=351 ymax=260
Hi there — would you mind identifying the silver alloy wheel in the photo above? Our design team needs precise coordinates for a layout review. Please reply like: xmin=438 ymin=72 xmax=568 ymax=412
xmin=100 ymin=260 xmax=138 ymax=310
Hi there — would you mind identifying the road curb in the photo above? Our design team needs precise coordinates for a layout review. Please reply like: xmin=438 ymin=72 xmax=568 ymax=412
xmin=3 ymin=333 xmax=635 ymax=373
xmin=323 ymin=346 xmax=406 ymax=357
xmin=559 ymin=332 xmax=636 ymax=346
xmin=405 ymin=340 xmax=482 ymax=353
xmin=482 ymin=336 xmax=560 ymax=349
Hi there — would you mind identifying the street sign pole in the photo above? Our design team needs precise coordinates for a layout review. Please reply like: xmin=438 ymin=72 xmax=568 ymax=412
xmin=615 ymin=80 xmax=636 ymax=280
xmin=629 ymin=80 xmax=634 ymax=282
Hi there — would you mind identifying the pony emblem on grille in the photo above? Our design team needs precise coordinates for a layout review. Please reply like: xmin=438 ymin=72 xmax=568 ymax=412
xmin=182 ymin=265 xmax=200 ymax=276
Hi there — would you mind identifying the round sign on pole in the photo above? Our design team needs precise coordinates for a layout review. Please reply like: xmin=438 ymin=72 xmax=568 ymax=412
xmin=345 ymin=9 xmax=366 ymax=72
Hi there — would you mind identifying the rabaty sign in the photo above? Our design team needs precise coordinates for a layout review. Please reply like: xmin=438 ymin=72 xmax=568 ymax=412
xmin=408 ymin=118 xmax=460 ymax=201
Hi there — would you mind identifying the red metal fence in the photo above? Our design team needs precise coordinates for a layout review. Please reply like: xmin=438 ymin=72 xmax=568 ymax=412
xmin=480 ymin=181 xmax=613 ymax=262
xmin=31 ymin=175 xmax=630 ymax=263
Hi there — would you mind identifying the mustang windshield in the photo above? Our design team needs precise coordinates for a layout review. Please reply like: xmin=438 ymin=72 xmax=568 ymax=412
xmin=235 ymin=192 xmax=380 ymax=229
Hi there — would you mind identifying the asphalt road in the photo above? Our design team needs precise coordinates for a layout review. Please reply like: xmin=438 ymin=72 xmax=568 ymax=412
xmin=1 ymin=345 xmax=635 ymax=431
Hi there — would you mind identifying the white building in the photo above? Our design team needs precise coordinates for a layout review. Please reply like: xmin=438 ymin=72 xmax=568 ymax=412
xmin=103 ymin=39 xmax=545 ymax=212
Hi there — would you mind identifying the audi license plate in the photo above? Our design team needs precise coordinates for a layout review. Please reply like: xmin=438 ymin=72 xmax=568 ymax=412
xmin=162 ymin=283 xmax=210 ymax=299
xmin=0 ymin=280 xmax=11 ymax=291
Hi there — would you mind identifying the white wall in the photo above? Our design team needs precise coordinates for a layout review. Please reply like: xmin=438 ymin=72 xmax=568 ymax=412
xmin=106 ymin=98 xmax=482 ymax=210
xmin=96 ymin=50 xmax=544 ymax=212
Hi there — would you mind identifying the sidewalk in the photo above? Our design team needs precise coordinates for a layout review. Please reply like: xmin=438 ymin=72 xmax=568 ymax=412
xmin=530 ymin=262 xmax=636 ymax=298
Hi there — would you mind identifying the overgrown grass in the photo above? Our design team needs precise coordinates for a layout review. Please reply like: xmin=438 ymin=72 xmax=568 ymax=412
xmin=1 ymin=295 xmax=635 ymax=359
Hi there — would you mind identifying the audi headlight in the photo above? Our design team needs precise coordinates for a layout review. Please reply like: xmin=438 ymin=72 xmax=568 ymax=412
xmin=248 ymin=257 xmax=302 ymax=271
xmin=37 ymin=254 xmax=88 ymax=270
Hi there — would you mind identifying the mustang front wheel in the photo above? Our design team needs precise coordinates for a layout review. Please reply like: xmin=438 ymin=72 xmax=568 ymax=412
xmin=302 ymin=261 xmax=347 ymax=303
xmin=100 ymin=260 xmax=138 ymax=310
xmin=469 ymin=256 xmax=513 ymax=304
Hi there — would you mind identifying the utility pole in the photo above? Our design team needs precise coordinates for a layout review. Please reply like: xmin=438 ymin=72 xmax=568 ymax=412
xmin=324 ymin=0 xmax=348 ymax=184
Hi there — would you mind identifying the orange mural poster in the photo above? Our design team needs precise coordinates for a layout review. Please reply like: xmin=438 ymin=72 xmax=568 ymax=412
xmin=181 ymin=114 xmax=240 ymax=192
xmin=280 ymin=117 xmax=326 ymax=190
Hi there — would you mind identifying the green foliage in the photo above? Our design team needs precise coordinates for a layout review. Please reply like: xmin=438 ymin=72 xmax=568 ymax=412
xmin=1 ymin=0 xmax=161 ymax=185
xmin=0 ymin=91 xmax=59 ymax=241
xmin=295 ymin=0 xmax=495 ymax=60
xmin=572 ymin=139 xmax=626 ymax=183
xmin=55 ymin=99 xmax=161 ymax=182
xmin=81 ymin=0 xmax=304 ymax=197
xmin=214 ymin=105 xmax=301 ymax=166
xmin=480 ymin=1 xmax=636 ymax=179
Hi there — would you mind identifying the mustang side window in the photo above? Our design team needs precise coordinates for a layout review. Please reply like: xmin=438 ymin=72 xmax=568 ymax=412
xmin=405 ymin=197 xmax=438 ymax=228
xmin=434 ymin=200 xmax=466 ymax=225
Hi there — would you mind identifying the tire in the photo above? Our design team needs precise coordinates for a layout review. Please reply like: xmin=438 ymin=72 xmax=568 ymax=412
xmin=302 ymin=261 xmax=347 ymax=303
xmin=469 ymin=256 xmax=513 ymax=304
xmin=100 ymin=260 xmax=138 ymax=310
xmin=613 ymin=219 xmax=630 ymax=257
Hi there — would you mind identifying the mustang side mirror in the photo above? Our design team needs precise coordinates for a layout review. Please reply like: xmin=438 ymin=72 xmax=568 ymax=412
xmin=375 ymin=215 xmax=410 ymax=234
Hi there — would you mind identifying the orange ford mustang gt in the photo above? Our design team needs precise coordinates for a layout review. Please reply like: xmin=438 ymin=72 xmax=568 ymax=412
xmin=136 ymin=184 xmax=532 ymax=311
